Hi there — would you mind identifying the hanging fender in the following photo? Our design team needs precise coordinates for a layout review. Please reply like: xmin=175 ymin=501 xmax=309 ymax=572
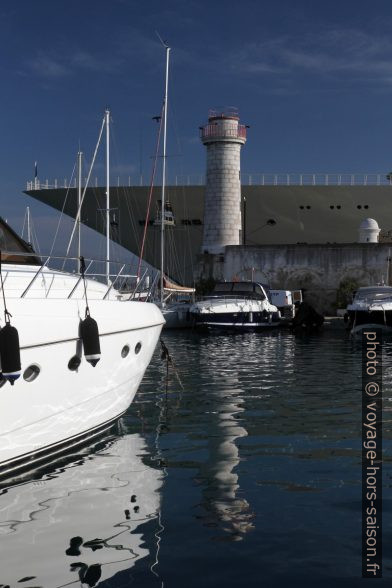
xmin=80 ymin=314 xmax=101 ymax=367
xmin=0 ymin=323 xmax=21 ymax=385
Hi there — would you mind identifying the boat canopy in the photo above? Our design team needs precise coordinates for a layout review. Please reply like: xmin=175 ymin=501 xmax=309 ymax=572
xmin=0 ymin=217 xmax=40 ymax=265
xmin=163 ymin=275 xmax=195 ymax=293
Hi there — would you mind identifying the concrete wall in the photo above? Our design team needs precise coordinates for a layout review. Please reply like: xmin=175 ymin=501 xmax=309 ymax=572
xmin=196 ymin=243 xmax=392 ymax=314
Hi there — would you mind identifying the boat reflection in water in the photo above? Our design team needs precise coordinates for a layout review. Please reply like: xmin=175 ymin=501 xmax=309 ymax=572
xmin=0 ymin=432 xmax=163 ymax=587
xmin=196 ymin=339 xmax=255 ymax=541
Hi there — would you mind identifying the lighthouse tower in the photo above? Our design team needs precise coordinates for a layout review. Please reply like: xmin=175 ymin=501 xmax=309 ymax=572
xmin=200 ymin=109 xmax=247 ymax=254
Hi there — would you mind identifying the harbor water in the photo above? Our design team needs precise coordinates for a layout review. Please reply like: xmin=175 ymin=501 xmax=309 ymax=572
xmin=0 ymin=330 xmax=391 ymax=586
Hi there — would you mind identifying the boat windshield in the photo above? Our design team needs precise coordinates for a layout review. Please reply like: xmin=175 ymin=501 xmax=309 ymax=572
xmin=354 ymin=287 xmax=392 ymax=301
xmin=211 ymin=281 xmax=267 ymax=300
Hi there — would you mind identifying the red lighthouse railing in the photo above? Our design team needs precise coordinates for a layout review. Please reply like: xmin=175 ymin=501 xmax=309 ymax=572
xmin=200 ymin=124 xmax=247 ymax=141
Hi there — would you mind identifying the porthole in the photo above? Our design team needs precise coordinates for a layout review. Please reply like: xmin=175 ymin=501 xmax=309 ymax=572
xmin=135 ymin=342 xmax=142 ymax=355
xmin=121 ymin=345 xmax=130 ymax=358
xmin=357 ymin=205 xmax=362 ymax=209
xmin=364 ymin=205 xmax=369 ymax=209
xmin=337 ymin=205 xmax=341 ymax=209
xmin=68 ymin=356 xmax=81 ymax=371
xmin=306 ymin=205 xmax=311 ymax=210
xmin=23 ymin=364 xmax=41 ymax=382
xmin=330 ymin=205 xmax=334 ymax=209
xmin=299 ymin=205 xmax=304 ymax=210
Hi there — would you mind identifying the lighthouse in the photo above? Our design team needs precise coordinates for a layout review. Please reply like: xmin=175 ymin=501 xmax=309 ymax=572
xmin=200 ymin=109 xmax=247 ymax=254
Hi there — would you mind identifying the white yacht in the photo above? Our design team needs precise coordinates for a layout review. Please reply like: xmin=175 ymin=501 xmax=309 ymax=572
xmin=0 ymin=218 xmax=164 ymax=479
xmin=190 ymin=281 xmax=280 ymax=330
xmin=346 ymin=285 xmax=392 ymax=335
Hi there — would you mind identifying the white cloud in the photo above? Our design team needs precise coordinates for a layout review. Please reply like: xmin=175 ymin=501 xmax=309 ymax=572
xmin=27 ymin=54 xmax=71 ymax=78
xmin=228 ymin=29 xmax=392 ymax=87
xmin=25 ymin=47 xmax=124 ymax=80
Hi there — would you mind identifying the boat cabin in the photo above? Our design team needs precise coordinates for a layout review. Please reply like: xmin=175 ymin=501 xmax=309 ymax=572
xmin=154 ymin=200 xmax=175 ymax=226
xmin=0 ymin=217 xmax=40 ymax=265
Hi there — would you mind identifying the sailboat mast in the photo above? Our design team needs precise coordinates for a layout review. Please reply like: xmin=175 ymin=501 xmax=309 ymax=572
xmin=160 ymin=45 xmax=170 ymax=306
xmin=77 ymin=150 xmax=82 ymax=267
xmin=26 ymin=206 xmax=31 ymax=244
xmin=105 ymin=109 xmax=110 ymax=286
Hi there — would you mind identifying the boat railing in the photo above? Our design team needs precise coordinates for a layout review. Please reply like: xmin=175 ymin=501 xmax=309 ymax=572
xmin=0 ymin=250 xmax=153 ymax=300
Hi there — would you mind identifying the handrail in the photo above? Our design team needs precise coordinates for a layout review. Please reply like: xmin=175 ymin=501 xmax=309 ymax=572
xmin=128 ymin=268 xmax=149 ymax=301
xmin=103 ymin=264 xmax=125 ymax=300
xmin=146 ymin=271 xmax=160 ymax=302
xmin=67 ymin=260 xmax=94 ymax=299
xmin=200 ymin=124 xmax=247 ymax=141
xmin=26 ymin=172 xmax=392 ymax=188
xmin=1 ymin=250 xmax=145 ymax=300
xmin=21 ymin=257 xmax=50 ymax=298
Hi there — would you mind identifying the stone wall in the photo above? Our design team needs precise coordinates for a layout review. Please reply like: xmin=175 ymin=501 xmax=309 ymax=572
xmin=195 ymin=243 xmax=392 ymax=314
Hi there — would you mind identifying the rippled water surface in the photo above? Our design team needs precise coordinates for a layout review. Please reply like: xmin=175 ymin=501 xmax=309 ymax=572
xmin=1 ymin=330 xmax=392 ymax=587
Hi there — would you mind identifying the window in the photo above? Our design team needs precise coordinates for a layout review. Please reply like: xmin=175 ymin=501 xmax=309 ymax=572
xmin=23 ymin=364 xmax=41 ymax=382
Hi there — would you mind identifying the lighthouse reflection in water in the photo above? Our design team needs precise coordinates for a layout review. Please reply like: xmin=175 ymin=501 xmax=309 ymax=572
xmin=1 ymin=330 xmax=392 ymax=586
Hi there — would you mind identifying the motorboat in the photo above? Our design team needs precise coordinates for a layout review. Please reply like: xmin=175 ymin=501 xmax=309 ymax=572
xmin=0 ymin=432 xmax=163 ymax=586
xmin=190 ymin=281 xmax=280 ymax=330
xmin=346 ymin=285 xmax=392 ymax=335
xmin=0 ymin=217 xmax=164 ymax=479
xmin=160 ymin=275 xmax=195 ymax=329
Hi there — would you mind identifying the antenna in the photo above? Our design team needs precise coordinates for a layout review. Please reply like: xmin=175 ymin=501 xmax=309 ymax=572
xmin=155 ymin=31 xmax=169 ymax=49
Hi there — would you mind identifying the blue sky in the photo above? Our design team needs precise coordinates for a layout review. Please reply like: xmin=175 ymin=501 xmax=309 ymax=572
xmin=2 ymin=0 xmax=392 ymax=256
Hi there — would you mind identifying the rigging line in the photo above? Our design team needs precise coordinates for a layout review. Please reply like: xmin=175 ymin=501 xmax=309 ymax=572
xmin=181 ymin=184 xmax=196 ymax=283
xmin=21 ymin=210 xmax=27 ymax=242
xmin=65 ymin=115 xmax=106 ymax=257
xmin=137 ymin=104 xmax=164 ymax=281
xmin=167 ymin=92 xmax=184 ymax=167
xmin=108 ymin=122 xmax=124 ymax=266
xmin=30 ymin=215 xmax=42 ymax=257
xmin=0 ymin=251 xmax=11 ymax=323
xmin=167 ymin=229 xmax=179 ymax=282
xmin=123 ymin=189 xmax=138 ymax=250
xmin=50 ymin=161 xmax=77 ymax=258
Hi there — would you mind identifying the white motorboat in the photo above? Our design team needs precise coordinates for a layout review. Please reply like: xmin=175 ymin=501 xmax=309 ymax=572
xmin=160 ymin=275 xmax=195 ymax=329
xmin=0 ymin=432 xmax=163 ymax=586
xmin=0 ymin=218 xmax=164 ymax=478
xmin=190 ymin=281 xmax=281 ymax=330
xmin=346 ymin=285 xmax=392 ymax=335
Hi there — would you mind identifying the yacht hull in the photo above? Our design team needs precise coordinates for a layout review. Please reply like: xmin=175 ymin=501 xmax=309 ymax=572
xmin=192 ymin=311 xmax=281 ymax=330
xmin=26 ymin=184 xmax=392 ymax=286
xmin=0 ymin=296 xmax=163 ymax=478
